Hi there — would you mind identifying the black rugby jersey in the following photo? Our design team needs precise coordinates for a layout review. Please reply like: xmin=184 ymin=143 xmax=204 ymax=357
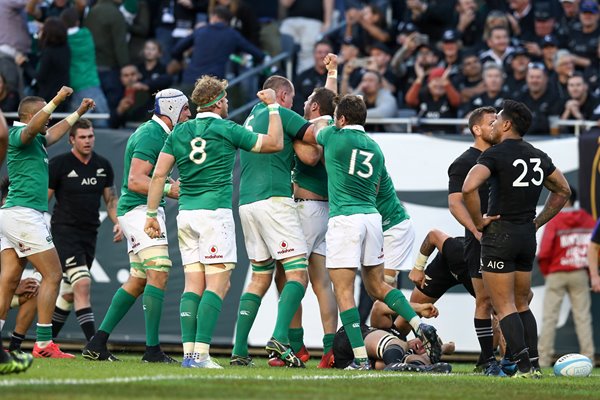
xmin=49 ymin=151 xmax=114 ymax=231
xmin=477 ymin=139 xmax=555 ymax=224
xmin=448 ymin=147 xmax=489 ymax=214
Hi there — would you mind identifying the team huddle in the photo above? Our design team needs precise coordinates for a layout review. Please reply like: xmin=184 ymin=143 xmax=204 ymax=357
xmin=0 ymin=53 xmax=571 ymax=378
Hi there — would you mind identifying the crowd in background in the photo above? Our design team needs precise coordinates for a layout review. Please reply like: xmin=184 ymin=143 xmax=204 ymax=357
xmin=1 ymin=0 xmax=600 ymax=133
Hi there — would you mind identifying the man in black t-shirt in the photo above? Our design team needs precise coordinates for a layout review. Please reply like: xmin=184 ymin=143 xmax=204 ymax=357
xmin=49 ymin=119 xmax=123 ymax=342
xmin=463 ymin=100 xmax=571 ymax=379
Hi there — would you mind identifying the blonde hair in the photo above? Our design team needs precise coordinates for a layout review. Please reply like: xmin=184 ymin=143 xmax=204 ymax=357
xmin=191 ymin=75 xmax=228 ymax=112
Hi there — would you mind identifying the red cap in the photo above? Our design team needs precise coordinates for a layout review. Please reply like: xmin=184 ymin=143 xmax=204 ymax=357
xmin=428 ymin=67 xmax=445 ymax=82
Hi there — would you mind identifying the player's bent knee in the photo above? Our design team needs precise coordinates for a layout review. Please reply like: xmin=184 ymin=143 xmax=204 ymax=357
xmin=128 ymin=252 xmax=147 ymax=279
xmin=67 ymin=265 xmax=91 ymax=287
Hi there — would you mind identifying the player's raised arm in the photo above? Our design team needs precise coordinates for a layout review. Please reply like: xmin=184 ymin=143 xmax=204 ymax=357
xmin=46 ymin=97 xmax=95 ymax=146
xmin=324 ymin=53 xmax=338 ymax=94
xmin=21 ymin=86 xmax=73 ymax=145
xmin=253 ymin=88 xmax=283 ymax=153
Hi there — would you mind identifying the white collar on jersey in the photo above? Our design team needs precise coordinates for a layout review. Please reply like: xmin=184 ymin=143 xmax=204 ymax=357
xmin=196 ymin=112 xmax=222 ymax=120
xmin=152 ymin=114 xmax=172 ymax=133
xmin=13 ymin=121 xmax=26 ymax=127
xmin=309 ymin=115 xmax=332 ymax=123
xmin=67 ymin=27 xmax=80 ymax=35
xmin=341 ymin=124 xmax=365 ymax=132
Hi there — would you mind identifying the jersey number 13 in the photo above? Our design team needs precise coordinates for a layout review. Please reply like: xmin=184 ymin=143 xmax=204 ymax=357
xmin=348 ymin=149 xmax=374 ymax=178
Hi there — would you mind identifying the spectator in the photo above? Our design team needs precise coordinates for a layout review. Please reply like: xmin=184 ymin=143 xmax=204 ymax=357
xmin=292 ymin=40 xmax=332 ymax=113
xmin=452 ymin=0 xmax=485 ymax=50
xmin=482 ymin=10 xmax=511 ymax=41
xmin=504 ymin=46 xmax=529 ymax=94
xmin=584 ymin=40 xmax=600 ymax=96
xmin=254 ymin=0 xmax=281 ymax=56
xmin=111 ymin=64 xmax=151 ymax=128
xmin=85 ymin=0 xmax=130 ymax=116
xmin=155 ymin=0 xmax=206 ymax=65
xmin=353 ymin=70 xmax=397 ymax=132
xmin=439 ymin=29 xmax=462 ymax=83
xmin=395 ymin=42 xmax=440 ymax=96
xmin=552 ymin=49 xmax=576 ymax=103
xmin=390 ymin=23 xmax=429 ymax=82
xmin=464 ymin=62 xmax=507 ymax=115
xmin=538 ymin=187 xmax=596 ymax=367
xmin=136 ymin=39 xmax=173 ymax=95
xmin=280 ymin=0 xmax=334 ymax=74
xmin=405 ymin=66 xmax=460 ymax=134
xmin=365 ymin=42 xmax=399 ymax=96
xmin=343 ymin=3 xmax=391 ymax=56
xmin=31 ymin=17 xmax=71 ymax=112
xmin=517 ymin=62 xmax=562 ymax=135
xmin=26 ymin=0 xmax=83 ymax=22
xmin=479 ymin=26 xmax=513 ymax=66
xmin=171 ymin=5 xmax=265 ymax=94
xmin=541 ymin=34 xmax=560 ymax=73
xmin=560 ymin=72 xmax=600 ymax=127
xmin=403 ymin=0 xmax=455 ymax=43
xmin=508 ymin=0 xmax=534 ymax=39
xmin=128 ymin=0 xmax=151 ymax=65
xmin=520 ymin=1 xmax=559 ymax=58
xmin=210 ymin=0 xmax=260 ymax=46
xmin=568 ymin=0 xmax=600 ymax=69
xmin=0 ymin=73 xmax=19 ymax=112
xmin=60 ymin=7 xmax=110 ymax=128
xmin=454 ymin=52 xmax=484 ymax=104
xmin=556 ymin=0 xmax=582 ymax=48
xmin=0 ymin=0 xmax=30 ymax=97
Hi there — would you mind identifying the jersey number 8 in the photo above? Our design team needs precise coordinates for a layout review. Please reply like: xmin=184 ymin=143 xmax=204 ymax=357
xmin=190 ymin=137 xmax=207 ymax=165
xmin=512 ymin=158 xmax=543 ymax=187
xmin=349 ymin=149 xmax=374 ymax=178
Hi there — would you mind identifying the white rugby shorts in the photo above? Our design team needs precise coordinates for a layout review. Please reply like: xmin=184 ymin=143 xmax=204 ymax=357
xmin=118 ymin=205 xmax=168 ymax=254
xmin=383 ymin=219 xmax=415 ymax=271
xmin=0 ymin=207 xmax=54 ymax=257
xmin=296 ymin=200 xmax=328 ymax=256
xmin=177 ymin=208 xmax=237 ymax=266
xmin=239 ymin=197 xmax=307 ymax=262
xmin=326 ymin=213 xmax=384 ymax=269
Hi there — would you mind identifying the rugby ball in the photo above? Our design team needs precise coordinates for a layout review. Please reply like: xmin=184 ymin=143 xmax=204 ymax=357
xmin=553 ymin=353 xmax=593 ymax=377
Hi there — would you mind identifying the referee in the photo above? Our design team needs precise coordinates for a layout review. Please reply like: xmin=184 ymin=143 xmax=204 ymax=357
xmin=463 ymin=100 xmax=570 ymax=378
xmin=49 ymin=119 xmax=122 ymax=341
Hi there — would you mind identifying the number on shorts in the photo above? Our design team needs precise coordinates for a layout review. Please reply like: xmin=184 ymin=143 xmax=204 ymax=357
xmin=189 ymin=137 xmax=207 ymax=164
xmin=512 ymin=158 xmax=543 ymax=187
xmin=348 ymin=149 xmax=374 ymax=178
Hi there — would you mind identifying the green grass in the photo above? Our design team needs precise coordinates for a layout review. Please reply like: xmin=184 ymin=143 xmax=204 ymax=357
xmin=2 ymin=355 xmax=600 ymax=400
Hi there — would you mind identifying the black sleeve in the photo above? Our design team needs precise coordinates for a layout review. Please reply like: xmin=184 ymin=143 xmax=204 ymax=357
xmin=447 ymin=159 xmax=468 ymax=194
xmin=48 ymin=156 xmax=61 ymax=191
xmin=104 ymin=158 xmax=115 ymax=188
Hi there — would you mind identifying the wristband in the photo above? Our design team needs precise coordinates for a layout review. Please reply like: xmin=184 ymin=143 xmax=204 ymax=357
xmin=163 ymin=183 xmax=172 ymax=195
xmin=42 ymin=101 xmax=57 ymax=114
xmin=327 ymin=70 xmax=338 ymax=79
xmin=267 ymin=103 xmax=280 ymax=114
xmin=414 ymin=252 xmax=429 ymax=271
xmin=146 ymin=209 xmax=158 ymax=218
xmin=66 ymin=112 xmax=80 ymax=127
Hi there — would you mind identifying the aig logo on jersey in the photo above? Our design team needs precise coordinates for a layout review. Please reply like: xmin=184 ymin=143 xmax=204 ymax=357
xmin=486 ymin=260 xmax=504 ymax=270
xmin=81 ymin=177 xmax=97 ymax=185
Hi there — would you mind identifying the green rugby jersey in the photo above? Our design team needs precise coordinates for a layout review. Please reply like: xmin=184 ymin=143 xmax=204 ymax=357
xmin=316 ymin=125 xmax=384 ymax=218
xmin=162 ymin=113 xmax=258 ymax=210
xmin=292 ymin=116 xmax=331 ymax=197
xmin=117 ymin=118 xmax=168 ymax=216
xmin=3 ymin=124 xmax=49 ymax=212
xmin=376 ymin=168 xmax=410 ymax=232
xmin=239 ymin=102 xmax=310 ymax=206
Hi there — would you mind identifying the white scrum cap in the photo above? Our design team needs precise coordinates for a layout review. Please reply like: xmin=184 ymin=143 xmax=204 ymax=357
xmin=154 ymin=89 xmax=188 ymax=125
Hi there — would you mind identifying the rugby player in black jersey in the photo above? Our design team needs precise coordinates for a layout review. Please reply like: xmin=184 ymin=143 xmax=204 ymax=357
xmin=462 ymin=100 xmax=571 ymax=378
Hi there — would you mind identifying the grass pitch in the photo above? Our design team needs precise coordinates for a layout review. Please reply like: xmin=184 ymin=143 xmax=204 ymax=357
xmin=2 ymin=355 xmax=600 ymax=400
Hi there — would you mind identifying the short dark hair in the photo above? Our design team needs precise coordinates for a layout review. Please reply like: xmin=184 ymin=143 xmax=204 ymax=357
xmin=211 ymin=5 xmax=232 ymax=23
xmin=567 ymin=71 xmax=586 ymax=83
xmin=60 ymin=7 xmax=79 ymax=29
xmin=263 ymin=75 xmax=293 ymax=94
xmin=17 ymin=96 xmax=46 ymax=120
xmin=310 ymin=88 xmax=337 ymax=117
xmin=314 ymin=39 xmax=333 ymax=51
xmin=500 ymin=99 xmax=532 ymax=136
xmin=336 ymin=95 xmax=367 ymax=126
xmin=468 ymin=106 xmax=497 ymax=136
xmin=40 ymin=17 xmax=67 ymax=48
xmin=69 ymin=118 xmax=93 ymax=138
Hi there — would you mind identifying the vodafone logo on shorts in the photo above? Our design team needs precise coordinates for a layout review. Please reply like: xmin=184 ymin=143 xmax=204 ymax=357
xmin=206 ymin=245 xmax=223 ymax=259
xmin=277 ymin=240 xmax=295 ymax=255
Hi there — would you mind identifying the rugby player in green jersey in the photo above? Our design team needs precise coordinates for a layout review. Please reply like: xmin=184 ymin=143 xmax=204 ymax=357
xmin=0 ymin=87 xmax=95 ymax=370
xmin=83 ymin=89 xmax=191 ymax=363
xmin=302 ymin=95 xmax=442 ymax=369
xmin=230 ymin=75 xmax=328 ymax=368
xmin=144 ymin=76 xmax=284 ymax=368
